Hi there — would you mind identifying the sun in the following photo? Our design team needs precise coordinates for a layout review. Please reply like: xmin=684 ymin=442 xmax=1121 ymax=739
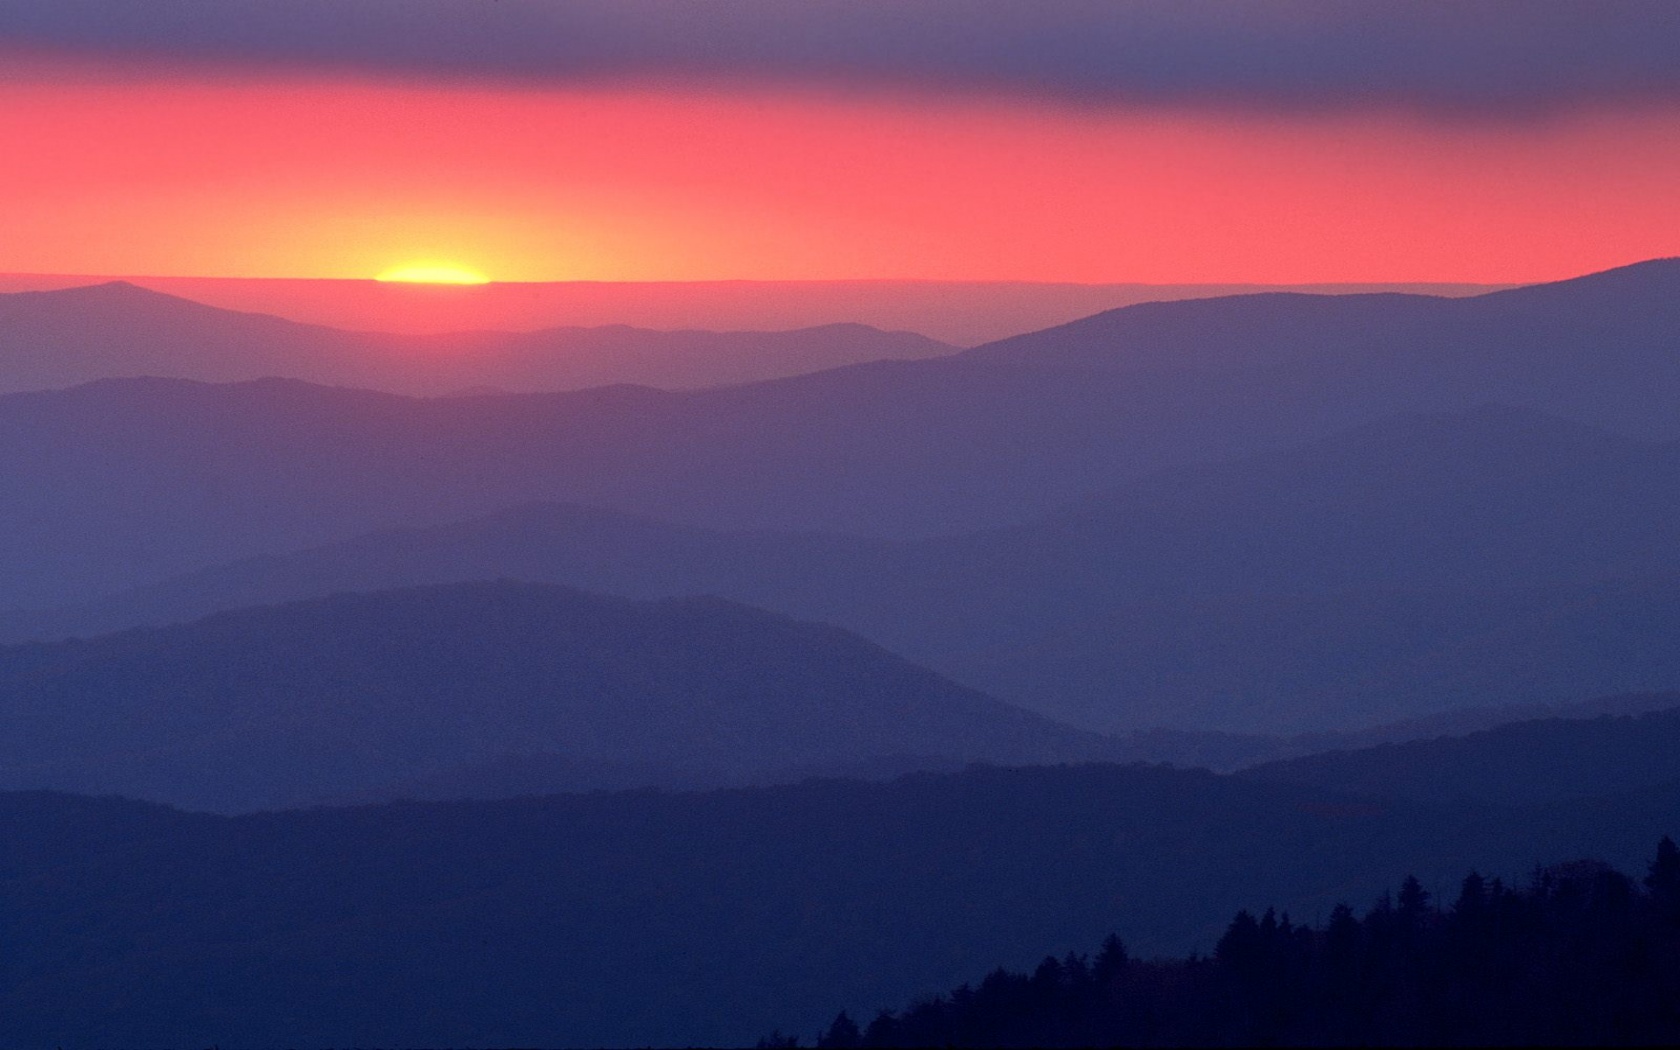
xmin=375 ymin=262 xmax=491 ymax=285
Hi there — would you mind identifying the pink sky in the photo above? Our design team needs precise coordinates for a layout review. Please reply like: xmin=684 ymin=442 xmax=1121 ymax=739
xmin=2 ymin=70 xmax=1677 ymax=285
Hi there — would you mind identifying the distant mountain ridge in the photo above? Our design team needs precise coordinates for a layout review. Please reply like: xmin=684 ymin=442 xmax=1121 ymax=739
xmin=0 ymin=280 xmax=954 ymax=395
xmin=0 ymin=579 xmax=1115 ymax=812
xmin=0 ymin=260 xmax=1676 ymax=612
xmin=11 ymin=402 xmax=1680 ymax=733
xmin=0 ymin=272 xmax=1507 ymax=344
xmin=964 ymin=257 xmax=1680 ymax=437
xmin=940 ymin=576 xmax=1680 ymax=732
xmin=1244 ymin=705 xmax=1680 ymax=804
xmin=2 ymin=258 xmax=1676 ymax=1050
xmin=1 ymin=260 xmax=1679 ymax=735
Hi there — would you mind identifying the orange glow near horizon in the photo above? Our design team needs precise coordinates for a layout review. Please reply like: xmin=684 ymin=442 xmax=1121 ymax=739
xmin=375 ymin=263 xmax=491 ymax=285
xmin=0 ymin=72 xmax=1677 ymax=285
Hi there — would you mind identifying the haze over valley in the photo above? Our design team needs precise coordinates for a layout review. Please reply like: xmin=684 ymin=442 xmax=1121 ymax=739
xmin=7 ymin=262 xmax=1680 ymax=1050
xmin=5 ymin=3 xmax=1680 ymax=1045
xmin=4 ymin=261 xmax=1680 ymax=742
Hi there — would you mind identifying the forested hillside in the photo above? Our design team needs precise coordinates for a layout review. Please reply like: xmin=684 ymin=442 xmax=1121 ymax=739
xmin=6 ymin=760 xmax=1680 ymax=1047
xmin=813 ymin=843 xmax=1680 ymax=1047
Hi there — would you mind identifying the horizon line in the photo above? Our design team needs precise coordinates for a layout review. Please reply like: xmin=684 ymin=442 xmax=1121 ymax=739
xmin=0 ymin=271 xmax=1522 ymax=290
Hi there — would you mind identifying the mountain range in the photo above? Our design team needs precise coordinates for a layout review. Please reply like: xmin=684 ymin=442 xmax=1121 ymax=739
xmin=0 ymin=273 xmax=1503 ymax=344
xmin=5 ymin=259 xmax=1680 ymax=1047
xmin=1243 ymin=705 xmax=1680 ymax=805
xmin=10 ymin=705 xmax=1680 ymax=1047
xmin=0 ymin=280 xmax=954 ymax=395
xmin=1 ymin=258 xmax=1676 ymax=616
xmin=9 ymin=399 xmax=1680 ymax=733
xmin=0 ymin=579 xmax=1116 ymax=812
xmin=968 ymin=259 xmax=1680 ymax=440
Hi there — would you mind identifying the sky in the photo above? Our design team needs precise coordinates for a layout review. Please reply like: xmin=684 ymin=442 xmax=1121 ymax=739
xmin=2 ymin=0 xmax=1678 ymax=285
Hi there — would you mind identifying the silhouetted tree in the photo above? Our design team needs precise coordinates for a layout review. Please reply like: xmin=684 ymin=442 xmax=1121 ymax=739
xmin=786 ymin=838 xmax=1680 ymax=1047
xmin=1092 ymin=933 xmax=1129 ymax=981
xmin=1647 ymin=836 xmax=1680 ymax=922
xmin=818 ymin=1011 xmax=861 ymax=1048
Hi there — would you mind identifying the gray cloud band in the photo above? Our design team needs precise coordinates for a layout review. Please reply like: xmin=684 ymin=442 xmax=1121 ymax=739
xmin=2 ymin=0 xmax=1678 ymax=117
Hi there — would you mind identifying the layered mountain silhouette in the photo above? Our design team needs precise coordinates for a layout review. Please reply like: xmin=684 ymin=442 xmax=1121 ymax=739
xmin=1 ymin=259 xmax=1677 ymax=615
xmin=0 ymin=579 xmax=1115 ymax=811
xmin=12 ymin=399 xmax=1680 ymax=732
xmin=0 ymin=281 xmax=953 ymax=395
xmin=0 ymin=499 xmax=890 ymax=643
xmin=942 ymin=576 xmax=1680 ymax=732
xmin=0 ymin=273 xmax=1500 ymax=344
xmin=1244 ymin=704 xmax=1680 ymax=804
xmin=2 ymin=259 xmax=1679 ymax=742
xmin=1103 ymin=691 xmax=1680 ymax=772
xmin=7 ymin=751 xmax=1680 ymax=1047
xmin=955 ymin=403 xmax=1660 ymax=598
xmin=966 ymin=257 xmax=1680 ymax=440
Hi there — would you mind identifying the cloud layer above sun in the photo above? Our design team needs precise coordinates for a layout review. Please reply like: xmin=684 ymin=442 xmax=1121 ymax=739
xmin=1 ymin=2 xmax=1676 ymax=284
xmin=4 ymin=0 xmax=1680 ymax=119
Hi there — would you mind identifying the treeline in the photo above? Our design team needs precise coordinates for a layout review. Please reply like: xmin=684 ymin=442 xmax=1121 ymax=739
xmin=794 ymin=839 xmax=1680 ymax=1047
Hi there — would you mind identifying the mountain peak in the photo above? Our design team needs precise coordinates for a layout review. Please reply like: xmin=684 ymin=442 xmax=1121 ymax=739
xmin=32 ymin=279 xmax=197 ymax=306
xmin=0 ymin=279 xmax=304 ymax=330
xmin=952 ymin=256 xmax=1680 ymax=396
xmin=1482 ymin=256 xmax=1680 ymax=306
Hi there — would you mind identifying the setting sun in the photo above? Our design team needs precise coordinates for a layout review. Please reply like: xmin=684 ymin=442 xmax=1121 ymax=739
xmin=375 ymin=263 xmax=490 ymax=285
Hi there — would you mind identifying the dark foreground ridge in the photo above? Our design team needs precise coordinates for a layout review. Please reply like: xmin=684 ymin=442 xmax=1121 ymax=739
xmin=6 ymin=756 xmax=1680 ymax=1047
xmin=800 ymin=840 xmax=1680 ymax=1047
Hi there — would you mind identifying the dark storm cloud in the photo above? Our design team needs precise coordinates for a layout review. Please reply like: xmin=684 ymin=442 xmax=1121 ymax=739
xmin=3 ymin=0 xmax=1679 ymax=117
